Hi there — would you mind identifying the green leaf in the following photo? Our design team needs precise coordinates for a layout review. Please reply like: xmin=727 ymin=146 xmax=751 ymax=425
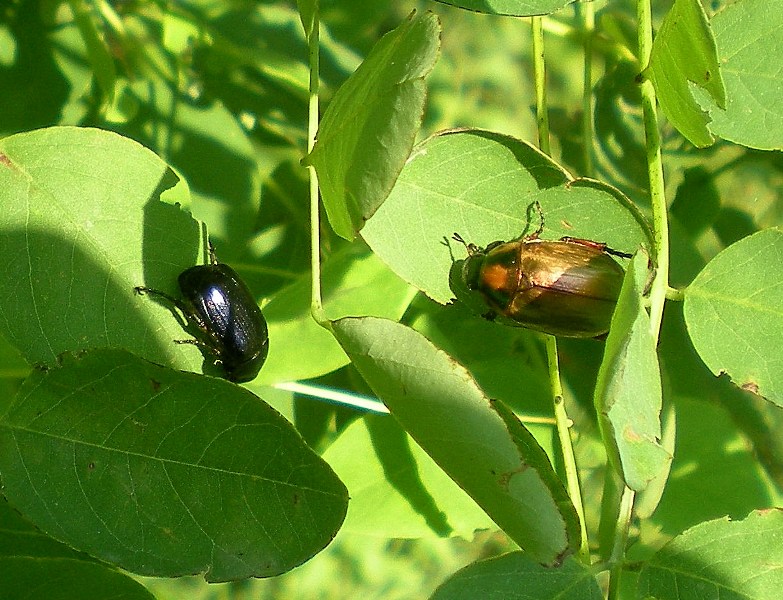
xmin=66 ymin=0 xmax=116 ymax=105
xmin=637 ymin=510 xmax=783 ymax=600
xmin=595 ymin=253 xmax=671 ymax=491
xmin=693 ymin=0 xmax=783 ymax=150
xmin=331 ymin=317 xmax=581 ymax=565
xmin=0 ymin=348 xmax=348 ymax=582
xmin=257 ymin=243 xmax=415 ymax=385
xmin=0 ymin=557 xmax=156 ymax=600
xmin=683 ymin=228 xmax=783 ymax=405
xmin=0 ymin=496 xmax=88 ymax=561
xmin=324 ymin=416 xmax=496 ymax=538
xmin=306 ymin=11 xmax=440 ymax=239
xmin=362 ymin=129 xmax=651 ymax=305
xmin=297 ymin=0 xmax=318 ymax=38
xmin=647 ymin=0 xmax=726 ymax=147
xmin=637 ymin=395 xmax=778 ymax=548
xmin=431 ymin=552 xmax=602 ymax=600
xmin=432 ymin=0 xmax=574 ymax=17
xmin=0 ymin=126 xmax=206 ymax=374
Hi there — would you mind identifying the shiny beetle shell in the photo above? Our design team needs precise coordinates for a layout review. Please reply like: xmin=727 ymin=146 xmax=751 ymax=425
xmin=460 ymin=236 xmax=628 ymax=338
xmin=136 ymin=247 xmax=269 ymax=383
xmin=177 ymin=263 xmax=269 ymax=383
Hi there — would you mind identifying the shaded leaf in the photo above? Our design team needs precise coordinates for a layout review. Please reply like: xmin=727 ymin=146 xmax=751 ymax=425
xmin=0 ymin=349 xmax=348 ymax=582
xmin=432 ymin=0 xmax=574 ymax=17
xmin=0 ymin=557 xmax=156 ymax=600
xmin=431 ymin=552 xmax=602 ymax=600
xmin=637 ymin=510 xmax=783 ymax=600
xmin=0 ymin=126 xmax=204 ymax=374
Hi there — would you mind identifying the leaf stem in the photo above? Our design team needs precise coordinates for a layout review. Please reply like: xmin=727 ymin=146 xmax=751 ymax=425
xmin=305 ymin=5 xmax=325 ymax=323
xmin=546 ymin=335 xmax=590 ymax=563
xmin=638 ymin=0 xmax=669 ymax=341
xmin=576 ymin=0 xmax=595 ymax=176
xmin=533 ymin=17 xmax=587 ymax=562
xmin=606 ymin=0 xmax=670 ymax=592
xmin=607 ymin=486 xmax=635 ymax=600
xmin=531 ymin=16 xmax=551 ymax=155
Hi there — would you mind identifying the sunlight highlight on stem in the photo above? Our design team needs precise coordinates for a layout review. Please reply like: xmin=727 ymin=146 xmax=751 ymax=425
xmin=607 ymin=0 xmax=670 ymax=595
xmin=576 ymin=0 xmax=595 ymax=176
xmin=639 ymin=40 xmax=669 ymax=340
xmin=546 ymin=335 xmax=590 ymax=563
xmin=305 ymin=6 xmax=325 ymax=322
xmin=532 ymin=15 xmax=588 ymax=563
xmin=531 ymin=16 xmax=551 ymax=156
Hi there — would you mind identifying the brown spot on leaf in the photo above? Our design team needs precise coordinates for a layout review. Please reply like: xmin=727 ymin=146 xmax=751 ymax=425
xmin=496 ymin=464 xmax=529 ymax=491
xmin=623 ymin=425 xmax=642 ymax=442
xmin=741 ymin=381 xmax=760 ymax=395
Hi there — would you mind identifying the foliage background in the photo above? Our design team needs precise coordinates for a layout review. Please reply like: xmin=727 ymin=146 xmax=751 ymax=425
xmin=1 ymin=0 xmax=781 ymax=598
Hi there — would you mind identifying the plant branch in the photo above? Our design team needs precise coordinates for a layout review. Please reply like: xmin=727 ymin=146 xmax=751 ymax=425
xmin=607 ymin=486 xmax=635 ymax=600
xmin=305 ymin=5 xmax=325 ymax=322
xmin=637 ymin=0 xmax=669 ymax=340
xmin=546 ymin=335 xmax=590 ymax=563
xmin=577 ymin=0 xmax=595 ymax=176
xmin=531 ymin=16 xmax=551 ymax=155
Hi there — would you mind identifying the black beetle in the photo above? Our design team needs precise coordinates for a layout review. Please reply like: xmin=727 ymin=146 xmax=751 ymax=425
xmin=135 ymin=243 xmax=269 ymax=382
xmin=453 ymin=202 xmax=633 ymax=338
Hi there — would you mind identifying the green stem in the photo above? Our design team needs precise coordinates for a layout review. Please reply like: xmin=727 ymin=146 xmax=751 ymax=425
xmin=533 ymin=16 xmax=586 ymax=562
xmin=546 ymin=336 xmax=590 ymax=564
xmin=577 ymin=0 xmax=595 ymax=176
xmin=607 ymin=486 xmax=635 ymax=600
xmin=638 ymin=0 xmax=669 ymax=341
xmin=305 ymin=5 xmax=325 ymax=323
xmin=531 ymin=16 xmax=551 ymax=155
xmin=606 ymin=0 xmax=670 ymax=593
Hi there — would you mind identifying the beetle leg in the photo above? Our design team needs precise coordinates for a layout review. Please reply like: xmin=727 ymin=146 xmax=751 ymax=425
xmin=174 ymin=338 xmax=212 ymax=351
xmin=134 ymin=286 xmax=190 ymax=313
xmin=207 ymin=240 xmax=219 ymax=265
xmin=135 ymin=286 xmax=199 ymax=332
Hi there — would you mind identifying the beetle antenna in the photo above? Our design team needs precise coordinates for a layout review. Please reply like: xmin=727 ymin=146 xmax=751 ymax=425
xmin=452 ymin=233 xmax=478 ymax=254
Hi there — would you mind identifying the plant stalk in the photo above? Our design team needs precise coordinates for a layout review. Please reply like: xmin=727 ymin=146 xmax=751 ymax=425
xmin=531 ymin=16 xmax=551 ymax=155
xmin=577 ymin=0 xmax=595 ymax=176
xmin=606 ymin=0 xmax=670 ymax=593
xmin=638 ymin=5 xmax=669 ymax=342
xmin=305 ymin=5 xmax=325 ymax=322
xmin=546 ymin=336 xmax=590 ymax=563
xmin=533 ymin=16 xmax=588 ymax=562
xmin=607 ymin=486 xmax=635 ymax=600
